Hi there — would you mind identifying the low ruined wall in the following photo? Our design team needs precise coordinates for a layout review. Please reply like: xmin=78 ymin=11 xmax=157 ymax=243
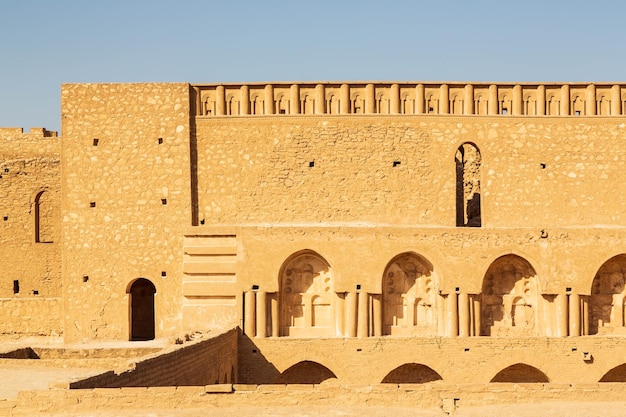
xmin=7 ymin=382 xmax=626 ymax=416
xmin=70 ymin=329 xmax=237 ymax=389
xmin=0 ymin=298 xmax=62 ymax=337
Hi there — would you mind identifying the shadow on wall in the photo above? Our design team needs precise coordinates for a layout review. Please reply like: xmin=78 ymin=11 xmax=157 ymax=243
xmin=490 ymin=363 xmax=549 ymax=383
xmin=275 ymin=361 xmax=337 ymax=384
xmin=600 ymin=364 xmax=626 ymax=382
xmin=381 ymin=363 xmax=442 ymax=384
xmin=238 ymin=333 xmax=281 ymax=384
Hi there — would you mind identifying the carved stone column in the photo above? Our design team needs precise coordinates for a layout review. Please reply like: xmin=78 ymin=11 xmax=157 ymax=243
xmin=560 ymin=84 xmax=570 ymax=116
xmin=512 ymin=85 xmax=522 ymax=115
xmin=464 ymin=84 xmax=474 ymax=115
xmin=264 ymin=85 xmax=274 ymax=115
xmin=536 ymin=85 xmax=546 ymax=116
xmin=556 ymin=293 xmax=569 ymax=337
xmin=365 ymin=84 xmax=376 ymax=114
xmin=290 ymin=84 xmax=300 ymax=115
xmin=584 ymin=84 xmax=596 ymax=116
xmin=439 ymin=84 xmax=449 ymax=114
xmin=458 ymin=292 xmax=470 ymax=337
xmin=240 ymin=85 xmax=250 ymax=115
xmin=346 ymin=291 xmax=357 ymax=337
xmin=569 ymin=293 xmax=580 ymax=336
xmin=357 ymin=290 xmax=369 ymax=337
xmin=340 ymin=84 xmax=350 ymax=114
xmin=488 ymin=85 xmax=498 ymax=115
xmin=270 ymin=293 xmax=279 ymax=337
xmin=471 ymin=295 xmax=481 ymax=336
xmin=446 ymin=292 xmax=458 ymax=337
xmin=244 ymin=290 xmax=256 ymax=336
xmin=256 ymin=291 xmax=267 ymax=338
xmin=371 ymin=295 xmax=382 ymax=336
xmin=611 ymin=85 xmax=621 ymax=116
xmin=315 ymin=84 xmax=325 ymax=114
xmin=416 ymin=84 xmax=425 ymax=114
xmin=390 ymin=84 xmax=400 ymax=114
xmin=216 ymin=85 xmax=226 ymax=116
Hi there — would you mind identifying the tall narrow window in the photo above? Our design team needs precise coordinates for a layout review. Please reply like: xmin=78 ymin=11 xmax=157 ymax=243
xmin=35 ymin=190 xmax=54 ymax=243
xmin=455 ymin=143 xmax=482 ymax=227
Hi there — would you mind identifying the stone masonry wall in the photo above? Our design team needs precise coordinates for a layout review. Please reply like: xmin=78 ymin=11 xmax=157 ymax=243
xmin=61 ymin=83 xmax=192 ymax=342
xmin=70 ymin=328 xmax=237 ymax=388
xmin=6 ymin=383 xmax=626 ymax=416
xmin=0 ymin=127 xmax=61 ymax=336
xmin=241 ymin=336 xmax=626 ymax=385
xmin=195 ymin=115 xmax=626 ymax=228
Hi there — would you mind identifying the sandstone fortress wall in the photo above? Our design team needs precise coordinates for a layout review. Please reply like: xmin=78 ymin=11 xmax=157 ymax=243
xmin=5 ymin=81 xmax=626 ymax=391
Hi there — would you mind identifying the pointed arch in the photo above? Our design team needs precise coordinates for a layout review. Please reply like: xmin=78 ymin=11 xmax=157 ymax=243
xmin=127 ymin=278 xmax=156 ymax=341
xmin=455 ymin=142 xmax=482 ymax=227
xmin=279 ymin=250 xmax=335 ymax=337
xmin=490 ymin=363 xmax=549 ymax=383
xmin=275 ymin=360 xmax=337 ymax=384
xmin=381 ymin=363 xmax=442 ymax=384
xmin=382 ymin=252 xmax=437 ymax=336
xmin=589 ymin=254 xmax=626 ymax=335
xmin=481 ymin=255 xmax=539 ymax=336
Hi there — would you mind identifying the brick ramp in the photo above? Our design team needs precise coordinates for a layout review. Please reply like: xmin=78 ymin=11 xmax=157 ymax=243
xmin=69 ymin=328 xmax=237 ymax=388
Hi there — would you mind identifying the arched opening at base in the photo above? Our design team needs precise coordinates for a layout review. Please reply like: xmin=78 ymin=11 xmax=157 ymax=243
xmin=600 ymin=364 xmax=626 ymax=382
xmin=381 ymin=363 xmax=443 ymax=384
xmin=490 ymin=363 xmax=549 ymax=383
xmin=274 ymin=361 xmax=337 ymax=384
xmin=128 ymin=278 xmax=156 ymax=341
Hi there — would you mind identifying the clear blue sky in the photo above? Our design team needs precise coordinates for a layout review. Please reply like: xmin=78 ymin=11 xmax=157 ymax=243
xmin=1 ymin=0 xmax=625 ymax=132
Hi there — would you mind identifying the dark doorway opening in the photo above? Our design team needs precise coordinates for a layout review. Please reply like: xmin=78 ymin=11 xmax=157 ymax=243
xmin=129 ymin=278 xmax=156 ymax=341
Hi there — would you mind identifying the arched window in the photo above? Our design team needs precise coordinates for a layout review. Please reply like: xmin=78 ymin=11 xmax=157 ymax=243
xmin=128 ymin=278 xmax=156 ymax=341
xmin=279 ymin=251 xmax=335 ymax=337
xmin=481 ymin=255 xmax=539 ymax=336
xmin=35 ymin=190 xmax=54 ymax=243
xmin=455 ymin=143 xmax=481 ymax=227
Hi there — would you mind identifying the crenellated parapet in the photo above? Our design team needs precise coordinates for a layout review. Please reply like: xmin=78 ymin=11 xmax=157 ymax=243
xmin=0 ymin=127 xmax=58 ymax=139
xmin=193 ymin=82 xmax=626 ymax=117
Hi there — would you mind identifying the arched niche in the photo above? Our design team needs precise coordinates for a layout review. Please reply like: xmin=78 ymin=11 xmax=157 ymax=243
xmin=455 ymin=143 xmax=481 ymax=227
xmin=279 ymin=251 xmax=335 ymax=337
xmin=589 ymin=254 xmax=626 ymax=335
xmin=127 ymin=278 xmax=156 ymax=341
xmin=481 ymin=255 xmax=539 ymax=336
xmin=382 ymin=252 xmax=437 ymax=336
xmin=381 ymin=363 xmax=442 ymax=384
xmin=34 ymin=190 xmax=54 ymax=243
xmin=490 ymin=363 xmax=549 ymax=383
xmin=275 ymin=360 xmax=337 ymax=384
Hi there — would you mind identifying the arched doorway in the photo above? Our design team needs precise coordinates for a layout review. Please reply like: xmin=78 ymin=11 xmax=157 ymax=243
xmin=382 ymin=252 xmax=437 ymax=336
xmin=481 ymin=255 xmax=539 ymax=336
xmin=279 ymin=251 xmax=335 ymax=337
xmin=128 ymin=278 xmax=156 ymax=341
